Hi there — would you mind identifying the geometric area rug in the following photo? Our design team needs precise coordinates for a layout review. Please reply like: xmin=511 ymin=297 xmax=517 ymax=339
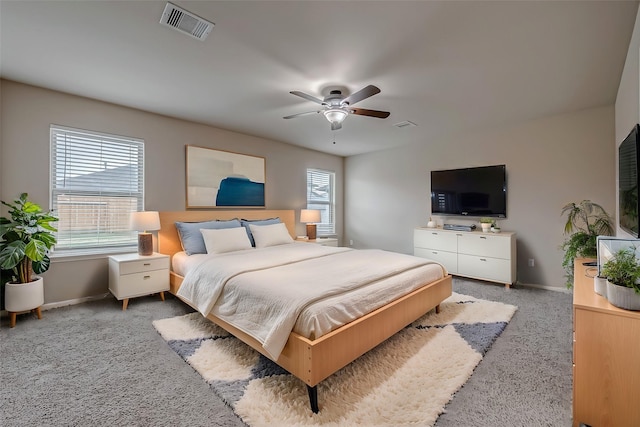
xmin=153 ymin=292 xmax=517 ymax=426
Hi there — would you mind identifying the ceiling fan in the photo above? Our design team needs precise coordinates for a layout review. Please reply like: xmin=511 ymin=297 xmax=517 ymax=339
xmin=283 ymin=85 xmax=390 ymax=130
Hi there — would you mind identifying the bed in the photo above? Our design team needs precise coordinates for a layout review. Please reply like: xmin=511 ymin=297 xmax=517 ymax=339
xmin=158 ymin=210 xmax=452 ymax=412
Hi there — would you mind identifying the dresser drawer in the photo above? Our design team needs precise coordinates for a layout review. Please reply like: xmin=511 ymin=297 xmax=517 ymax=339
xmin=458 ymin=233 xmax=510 ymax=259
xmin=458 ymin=254 xmax=512 ymax=283
xmin=118 ymin=257 xmax=169 ymax=275
xmin=109 ymin=268 xmax=169 ymax=300
xmin=414 ymin=229 xmax=458 ymax=252
xmin=414 ymin=247 xmax=457 ymax=274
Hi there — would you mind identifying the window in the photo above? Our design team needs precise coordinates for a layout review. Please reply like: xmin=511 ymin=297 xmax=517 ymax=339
xmin=50 ymin=126 xmax=144 ymax=253
xmin=306 ymin=168 xmax=335 ymax=236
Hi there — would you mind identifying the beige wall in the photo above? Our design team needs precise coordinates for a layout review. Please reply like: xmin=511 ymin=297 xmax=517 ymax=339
xmin=615 ymin=6 xmax=640 ymax=238
xmin=345 ymin=105 xmax=616 ymax=289
xmin=0 ymin=79 xmax=344 ymax=304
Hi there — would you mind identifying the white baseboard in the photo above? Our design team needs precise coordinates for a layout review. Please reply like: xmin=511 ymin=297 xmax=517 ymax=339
xmin=1 ymin=293 xmax=110 ymax=318
xmin=453 ymin=276 xmax=572 ymax=294
xmin=517 ymin=283 xmax=572 ymax=294
xmin=41 ymin=293 xmax=111 ymax=310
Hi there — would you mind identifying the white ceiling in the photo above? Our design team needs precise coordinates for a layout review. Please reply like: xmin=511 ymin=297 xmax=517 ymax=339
xmin=1 ymin=1 xmax=637 ymax=157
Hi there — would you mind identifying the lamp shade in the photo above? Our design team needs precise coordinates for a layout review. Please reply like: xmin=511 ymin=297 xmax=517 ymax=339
xmin=300 ymin=209 xmax=321 ymax=224
xmin=130 ymin=211 xmax=161 ymax=232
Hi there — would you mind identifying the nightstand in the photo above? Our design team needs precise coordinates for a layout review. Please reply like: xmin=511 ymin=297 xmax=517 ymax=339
xmin=296 ymin=237 xmax=339 ymax=247
xmin=108 ymin=252 xmax=170 ymax=310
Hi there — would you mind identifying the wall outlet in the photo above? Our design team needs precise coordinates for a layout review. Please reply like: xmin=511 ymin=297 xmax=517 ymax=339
xmin=349 ymin=239 xmax=354 ymax=246
xmin=528 ymin=258 xmax=535 ymax=267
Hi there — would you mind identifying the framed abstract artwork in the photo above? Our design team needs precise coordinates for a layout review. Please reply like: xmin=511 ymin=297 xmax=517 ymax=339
xmin=185 ymin=145 xmax=265 ymax=208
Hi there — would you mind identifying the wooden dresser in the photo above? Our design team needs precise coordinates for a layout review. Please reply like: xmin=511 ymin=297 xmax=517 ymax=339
xmin=573 ymin=258 xmax=640 ymax=426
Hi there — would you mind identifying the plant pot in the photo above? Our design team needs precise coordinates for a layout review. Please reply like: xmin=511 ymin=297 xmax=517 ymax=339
xmin=481 ymin=223 xmax=491 ymax=233
xmin=594 ymin=275 xmax=607 ymax=297
xmin=606 ymin=280 xmax=640 ymax=311
xmin=5 ymin=277 xmax=44 ymax=312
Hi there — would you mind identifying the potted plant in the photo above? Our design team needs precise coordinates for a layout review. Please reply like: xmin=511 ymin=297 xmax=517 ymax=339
xmin=479 ymin=217 xmax=493 ymax=233
xmin=0 ymin=193 xmax=57 ymax=327
xmin=600 ymin=247 xmax=640 ymax=311
xmin=560 ymin=200 xmax=614 ymax=288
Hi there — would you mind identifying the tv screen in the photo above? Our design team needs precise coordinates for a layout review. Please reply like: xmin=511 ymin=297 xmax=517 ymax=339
xmin=619 ymin=124 xmax=640 ymax=237
xmin=431 ymin=164 xmax=507 ymax=218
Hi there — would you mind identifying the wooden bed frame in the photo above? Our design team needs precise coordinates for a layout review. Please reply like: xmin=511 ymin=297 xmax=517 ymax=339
xmin=158 ymin=210 xmax=452 ymax=412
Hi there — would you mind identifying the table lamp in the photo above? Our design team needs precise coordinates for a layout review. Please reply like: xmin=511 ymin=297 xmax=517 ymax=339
xmin=130 ymin=211 xmax=161 ymax=256
xmin=300 ymin=209 xmax=321 ymax=240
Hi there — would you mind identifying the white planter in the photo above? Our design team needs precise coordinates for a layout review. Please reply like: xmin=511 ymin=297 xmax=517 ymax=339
xmin=594 ymin=276 xmax=608 ymax=297
xmin=481 ymin=223 xmax=491 ymax=233
xmin=5 ymin=277 xmax=44 ymax=312
xmin=606 ymin=280 xmax=640 ymax=311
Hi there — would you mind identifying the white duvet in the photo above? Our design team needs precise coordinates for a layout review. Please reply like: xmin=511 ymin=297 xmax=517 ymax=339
xmin=177 ymin=243 xmax=444 ymax=359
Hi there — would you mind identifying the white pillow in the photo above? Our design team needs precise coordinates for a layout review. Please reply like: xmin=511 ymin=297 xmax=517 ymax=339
xmin=249 ymin=222 xmax=293 ymax=248
xmin=200 ymin=227 xmax=252 ymax=254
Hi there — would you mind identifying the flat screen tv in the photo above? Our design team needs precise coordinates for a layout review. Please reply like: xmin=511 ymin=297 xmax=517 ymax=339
xmin=618 ymin=124 xmax=640 ymax=237
xmin=431 ymin=164 xmax=507 ymax=218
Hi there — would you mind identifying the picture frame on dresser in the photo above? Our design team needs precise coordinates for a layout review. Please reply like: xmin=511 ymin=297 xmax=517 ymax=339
xmin=185 ymin=145 xmax=266 ymax=209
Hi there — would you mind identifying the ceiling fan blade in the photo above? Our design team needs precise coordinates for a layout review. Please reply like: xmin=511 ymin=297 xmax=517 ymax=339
xmin=350 ymin=108 xmax=390 ymax=119
xmin=290 ymin=91 xmax=325 ymax=105
xmin=283 ymin=110 xmax=321 ymax=119
xmin=331 ymin=122 xmax=342 ymax=131
xmin=343 ymin=85 xmax=380 ymax=106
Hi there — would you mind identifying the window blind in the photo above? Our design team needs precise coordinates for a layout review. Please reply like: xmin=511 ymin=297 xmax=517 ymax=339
xmin=50 ymin=126 xmax=144 ymax=252
xmin=307 ymin=168 xmax=335 ymax=235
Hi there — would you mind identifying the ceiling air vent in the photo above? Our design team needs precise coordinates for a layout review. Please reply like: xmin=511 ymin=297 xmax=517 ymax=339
xmin=393 ymin=120 xmax=417 ymax=129
xmin=160 ymin=2 xmax=214 ymax=41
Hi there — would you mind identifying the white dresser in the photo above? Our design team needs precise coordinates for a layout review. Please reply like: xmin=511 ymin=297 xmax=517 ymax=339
xmin=108 ymin=252 xmax=170 ymax=310
xmin=414 ymin=227 xmax=516 ymax=287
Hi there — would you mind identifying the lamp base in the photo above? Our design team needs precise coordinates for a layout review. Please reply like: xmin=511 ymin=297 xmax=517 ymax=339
xmin=138 ymin=233 xmax=153 ymax=256
xmin=306 ymin=224 xmax=317 ymax=240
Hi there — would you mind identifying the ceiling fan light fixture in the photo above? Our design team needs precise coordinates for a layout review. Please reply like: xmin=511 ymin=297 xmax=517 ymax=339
xmin=323 ymin=108 xmax=348 ymax=124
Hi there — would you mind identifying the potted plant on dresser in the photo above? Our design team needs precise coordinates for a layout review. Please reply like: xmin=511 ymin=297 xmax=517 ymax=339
xmin=0 ymin=193 xmax=57 ymax=327
xmin=560 ymin=200 xmax=614 ymax=288
xmin=479 ymin=217 xmax=493 ymax=233
xmin=600 ymin=247 xmax=640 ymax=311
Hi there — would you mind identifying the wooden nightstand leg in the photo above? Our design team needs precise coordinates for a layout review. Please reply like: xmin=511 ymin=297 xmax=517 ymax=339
xmin=34 ymin=307 xmax=42 ymax=319
xmin=9 ymin=312 xmax=16 ymax=328
xmin=122 ymin=298 xmax=129 ymax=311
xmin=159 ymin=291 xmax=165 ymax=301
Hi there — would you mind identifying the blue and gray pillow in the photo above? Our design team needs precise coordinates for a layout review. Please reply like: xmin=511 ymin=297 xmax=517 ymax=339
xmin=175 ymin=219 xmax=242 ymax=255
xmin=240 ymin=218 xmax=281 ymax=246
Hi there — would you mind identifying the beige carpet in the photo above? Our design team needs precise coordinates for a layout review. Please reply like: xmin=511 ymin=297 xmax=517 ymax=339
xmin=153 ymin=292 xmax=516 ymax=426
